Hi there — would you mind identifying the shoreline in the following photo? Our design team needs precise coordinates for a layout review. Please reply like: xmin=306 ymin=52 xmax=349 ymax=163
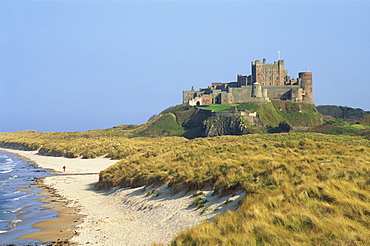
xmin=0 ymin=147 xmax=118 ymax=244
xmin=0 ymin=147 xmax=244 ymax=246
xmin=17 ymin=177 xmax=83 ymax=244
xmin=0 ymin=148 xmax=76 ymax=243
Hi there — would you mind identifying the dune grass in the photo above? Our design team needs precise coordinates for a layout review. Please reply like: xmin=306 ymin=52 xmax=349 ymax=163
xmin=0 ymin=131 xmax=369 ymax=245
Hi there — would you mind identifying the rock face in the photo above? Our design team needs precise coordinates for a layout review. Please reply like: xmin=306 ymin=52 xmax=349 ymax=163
xmin=202 ymin=116 xmax=254 ymax=137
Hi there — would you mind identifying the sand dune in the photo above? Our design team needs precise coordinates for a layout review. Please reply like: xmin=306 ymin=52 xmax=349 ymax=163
xmin=0 ymin=148 xmax=244 ymax=245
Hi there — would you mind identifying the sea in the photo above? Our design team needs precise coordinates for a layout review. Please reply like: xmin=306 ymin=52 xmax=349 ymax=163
xmin=0 ymin=151 xmax=56 ymax=246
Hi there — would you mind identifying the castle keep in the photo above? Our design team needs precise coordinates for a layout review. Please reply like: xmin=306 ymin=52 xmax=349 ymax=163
xmin=183 ymin=58 xmax=313 ymax=106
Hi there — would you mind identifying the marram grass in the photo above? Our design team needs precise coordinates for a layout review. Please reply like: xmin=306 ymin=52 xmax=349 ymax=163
xmin=0 ymin=131 xmax=369 ymax=245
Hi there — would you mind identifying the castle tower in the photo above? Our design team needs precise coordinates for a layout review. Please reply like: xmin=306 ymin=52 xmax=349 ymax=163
xmin=251 ymin=59 xmax=286 ymax=86
xmin=298 ymin=72 xmax=314 ymax=104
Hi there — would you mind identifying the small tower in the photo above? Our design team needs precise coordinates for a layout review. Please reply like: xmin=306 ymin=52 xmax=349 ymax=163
xmin=298 ymin=72 xmax=314 ymax=104
xmin=252 ymin=82 xmax=263 ymax=98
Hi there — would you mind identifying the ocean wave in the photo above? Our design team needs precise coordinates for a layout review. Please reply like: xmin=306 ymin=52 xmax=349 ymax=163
xmin=0 ymin=156 xmax=14 ymax=164
xmin=1 ymin=174 xmax=18 ymax=181
xmin=0 ymin=175 xmax=18 ymax=189
xmin=0 ymin=219 xmax=22 ymax=233
xmin=10 ymin=219 xmax=22 ymax=227
xmin=0 ymin=152 xmax=52 ymax=243
xmin=0 ymin=169 xmax=12 ymax=174
xmin=13 ymin=193 xmax=32 ymax=201
xmin=0 ymin=163 xmax=16 ymax=173
xmin=1 ymin=207 xmax=24 ymax=214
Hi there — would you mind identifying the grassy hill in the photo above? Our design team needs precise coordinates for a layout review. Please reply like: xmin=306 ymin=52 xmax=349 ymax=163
xmin=139 ymin=101 xmax=323 ymax=138
xmin=4 ymin=103 xmax=369 ymax=145
xmin=258 ymin=101 xmax=322 ymax=127
xmin=317 ymin=105 xmax=370 ymax=120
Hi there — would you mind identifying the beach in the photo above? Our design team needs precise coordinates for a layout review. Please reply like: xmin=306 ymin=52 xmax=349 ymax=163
xmin=0 ymin=148 xmax=244 ymax=246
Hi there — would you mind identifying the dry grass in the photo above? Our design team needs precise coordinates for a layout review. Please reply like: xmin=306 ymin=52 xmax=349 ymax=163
xmin=0 ymin=131 xmax=369 ymax=245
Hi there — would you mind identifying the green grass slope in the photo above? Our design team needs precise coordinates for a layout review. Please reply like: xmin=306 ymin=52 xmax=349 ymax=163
xmin=258 ymin=101 xmax=322 ymax=127
xmin=134 ymin=113 xmax=185 ymax=137
xmin=198 ymin=104 xmax=239 ymax=112
xmin=144 ymin=101 xmax=323 ymax=138
xmin=308 ymin=118 xmax=370 ymax=139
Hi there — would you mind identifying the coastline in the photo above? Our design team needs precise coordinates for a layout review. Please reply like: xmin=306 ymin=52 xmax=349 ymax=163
xmin=0 ymin=147 xmax=118 ymax=245
xmin=17 ymin=177 xmax=83 ymax=244
xmin=0 ymin=147 xmax=244 ymax=246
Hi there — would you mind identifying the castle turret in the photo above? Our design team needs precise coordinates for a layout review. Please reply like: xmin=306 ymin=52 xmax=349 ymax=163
xmin=298 ymin=72 xmax=313 ymax=104
xmin=252 ymin=82 xmax=263 ymax=98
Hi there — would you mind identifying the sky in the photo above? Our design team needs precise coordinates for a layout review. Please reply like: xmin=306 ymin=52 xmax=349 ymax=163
xmin=0 ymin=0 xmax=369 ymax=132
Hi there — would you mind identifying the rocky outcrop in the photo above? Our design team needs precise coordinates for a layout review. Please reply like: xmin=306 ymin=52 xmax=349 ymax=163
xmin=202 ymin=116 xmax=256 ymax=137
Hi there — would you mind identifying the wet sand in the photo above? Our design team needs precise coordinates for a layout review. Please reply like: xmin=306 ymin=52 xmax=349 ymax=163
xmin=0 ymin=148 xmax=117 ymax=244
xmin=17 ymin=178 xmax=83 ymax=244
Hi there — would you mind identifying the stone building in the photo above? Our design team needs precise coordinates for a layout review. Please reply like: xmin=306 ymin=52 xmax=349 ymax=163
xmin=183 ymin=58 xmax=313 ymax=106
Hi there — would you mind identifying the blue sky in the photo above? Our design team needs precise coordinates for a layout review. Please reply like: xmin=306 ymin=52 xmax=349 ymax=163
xmin=1 ymin=0 xmax=369 ymax=132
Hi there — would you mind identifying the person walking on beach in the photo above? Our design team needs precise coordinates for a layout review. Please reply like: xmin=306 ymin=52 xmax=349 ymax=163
xmin=63 ymin=166 xmax=66 ymax=171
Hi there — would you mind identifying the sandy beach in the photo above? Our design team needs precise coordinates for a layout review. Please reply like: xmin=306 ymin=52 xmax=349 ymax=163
xmin=0 ymin=148 xmax=244 ymax=246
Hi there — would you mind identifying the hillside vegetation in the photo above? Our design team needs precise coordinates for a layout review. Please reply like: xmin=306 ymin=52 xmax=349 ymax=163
xmin=144 ymin=103 xmax=370 ymax=139
xmin=0 ymin=131 xmax=369 ymax=245
xmin=155 ymin=101 xmax=323 ymax=138
xmin=258 ymin=101 xmax=322 ymax=127
xmin=361 ymin=115 xmax=370 ymax=126
xmin=308 ymin=116 xmax=370 ymax=140
xmin=317 ymin=105 xmax=370 ymax=120
xmin=198 ymin=101 xmax=322 ymax=127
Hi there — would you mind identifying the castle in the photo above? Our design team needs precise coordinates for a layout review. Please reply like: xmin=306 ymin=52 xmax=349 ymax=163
xmin=183 ymin=58 xmax=313 ymax=106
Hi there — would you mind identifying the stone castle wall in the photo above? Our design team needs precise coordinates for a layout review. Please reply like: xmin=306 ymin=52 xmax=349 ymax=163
xmin=183 ymin=58 xmax=313 ymax=106
xmin=228 ymin=87 xmax=252 ymax=103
